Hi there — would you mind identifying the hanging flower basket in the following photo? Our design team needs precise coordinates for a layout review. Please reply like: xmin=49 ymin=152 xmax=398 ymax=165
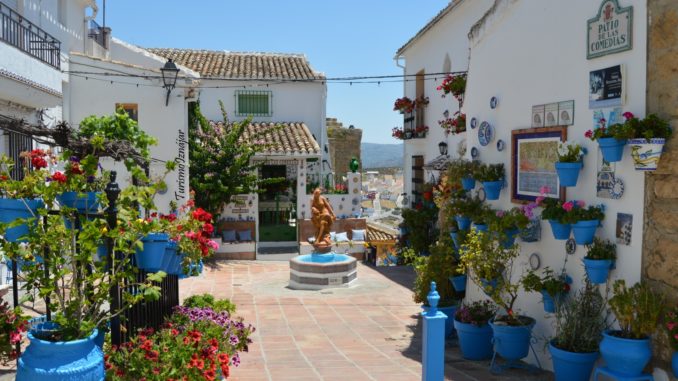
xmin=455 ymin=216 xmax=471 ymax=231
xmin=597 ymin=138 xmax=627 ymax=163
xmin=57 ymin=191 xmax=101 ymax=214
xmin=572 ymin=220 xmax=599 ymax=245
xmin=134 ymin=233 xmax=170 ymax=272
xmin=582 ymin=258 xmax=612 ymax=284
xmin=461 ymin=177 xmax=475 ymax=191
xmin=629 ymin=138 xmax=665 ymax=171
xmin=482 ymin=180 xmax=503 ymax=200
xmin=450 ymin=274 xmax=467 ymax=292
xmin=548 ymin=220 xmax=571 ymax=240
xmin=555 ymin=162 xmax=583 ymax=187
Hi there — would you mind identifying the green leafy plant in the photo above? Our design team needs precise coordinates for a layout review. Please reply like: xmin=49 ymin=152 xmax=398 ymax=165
xmin=540 ymin=197 xmax=566 ymax=222
xmin=182 ymin=294 xmax=236 ymax=314
xmin=557 ymin=142 xmax=585 ymax=163
xmin=449 ymin=194 xmax=487 ymax=222
xmin=413 ymin=236 xmax=459 ymax=307
xmin=560 ymin=201 xmax=605 ymax=224
xmin=459 ymin=230 xmax=524 ymax=325
xmin=437 ymin=74 xmax=466 ymax=100
xmin=446 ymin=159 xmax=480 ymax=184
xmin=608 ymin=280 xmax=665 ymax=339
xmin=188 ymin=101 xmax=284 ymax=218
xmin=454 ymin=300 xmax=497 ymax=326
xmin=587 ymin=112 xmax=673 ymax=142
xmin=551 ymin=282 xmax=607 ymax=353
xmin=585 ymin=238 xmax=616 ymax=260
xmin=473 ymin=163 xmax=504 ymax=182
xmin=402 ymin=206 xmax=438 ymax=255
xmin=489 ymin=207 xmax=530 ymax=233
xmin=585 ymin=117 xmax=632 ymax=141
xmin=521 ymin=268 xmax=570 ymax=298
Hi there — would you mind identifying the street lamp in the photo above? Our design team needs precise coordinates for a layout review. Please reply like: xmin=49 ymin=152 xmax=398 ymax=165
xmin=160 ymin=59 xmax=179 ymax=106
xmin=438 ymin=141 xmax=448 ymax=156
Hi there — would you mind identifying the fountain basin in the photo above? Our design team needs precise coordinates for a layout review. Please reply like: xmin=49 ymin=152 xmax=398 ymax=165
xmin=289 ymin=253 xmax=357 ymax=290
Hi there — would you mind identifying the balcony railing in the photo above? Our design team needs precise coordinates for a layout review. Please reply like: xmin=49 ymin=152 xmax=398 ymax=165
xmin=403 ymin=107 xmax=427 ymax=139
xmin=88 ymin=19 xmax=108 ymax=48
xmin=0 ymin=1 xmax=61 ymax=69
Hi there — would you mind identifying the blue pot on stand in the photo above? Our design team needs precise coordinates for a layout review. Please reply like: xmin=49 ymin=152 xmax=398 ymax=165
xmin=583 ymin=258 xmax=612 ymax=284
xmin=17 ymin=323 xmax=104 ymax=381
xmin=135 ymin=233 xmax=170 ymax=272
xmin=597 ymin=138 xmax=627 ymax=163
xmin=450 ymin=274 xmax=467 ymax=292
xmin=454 ymin=319 xmax=494 ymax=360
xmin=449 ymin=231 xmax=460 ymax=249
xmin=555 ymin=162 xmax=583 ymax=187
xmin=0 ymin=198 xmax=44 ymax=242
xmin=549 ymin=220 xmax=571 ymax=240
xmin=572 ymin=220 xmax=599 ymax=245
xmin=455 ymin=216 xmax=471 ymax=231
xmin=482 ymin=180 xmax=503 ymax=200
xmin=600 ymin=330 xmax=651 ymax=377
xmin=541 ymin=290 xmax=559 ymax=313
xmin=490 ymin=317 xmax=535 ymax=361
xmin=473 ymin=223 xmax=488 ymax=233
xmin=461 ymin=177 xmax=476 ymax=191
xmin=57 ymin=192 xmax=100 ymax=214
xmin=549 ymin=340 xmax=598 ymax=381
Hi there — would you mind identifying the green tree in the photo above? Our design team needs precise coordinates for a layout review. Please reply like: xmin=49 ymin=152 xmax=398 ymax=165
xmin=188 ymin=101 xmax=283 ymax=216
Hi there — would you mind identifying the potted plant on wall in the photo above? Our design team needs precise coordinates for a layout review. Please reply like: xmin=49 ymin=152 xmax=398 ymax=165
xmin=521 ymin=267 xmax=571 ymax=313
xmin=473 ymin=163 xmax=504 ymax=200
xmin=437 ymin=74 xmax=466 ymax=102
xmin=415 ymin=125 xmax=429 ymax=138
xmin=438 ymin=112 xmax=466 ymax=135
xmin=393 ymin=97 xmax=415 ymax=114
xmin=489 ymin=207 xmax=529 ymax=248
xmin=623 ymin=113 xmax=673 ymax=171
xmin=583 ymin=238 xmax=616 ymax=284
xmin=602 ymin=280 xmax=665 ymax=377
xmin=585 ymin=117 xmax=630 ymax=163
xmin=453 ymin=301 xmax=497 ymax=360
xmin=549 ymin=283 xmax=607 ymax=381
xmin=446 ymin=159 xmax=479 ymax=191
xmin=391 ymin=127 xmax=405 ymax=140
xmin=561 ymin=201 xmax=605 ymax=245
xmin=449 ymin=194 xmax=485 ymax=232
xmin=664 ymin=307 xmax=678 ymax=378
xmin=541 ymin=196 xmax=570 ymax=240
xmin=555 ymin=141 xmax=586 ymax=187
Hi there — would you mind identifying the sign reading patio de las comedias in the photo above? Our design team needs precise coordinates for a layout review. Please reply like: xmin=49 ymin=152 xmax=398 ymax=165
xmin=587 ymin=0 xmax=633 ymax=59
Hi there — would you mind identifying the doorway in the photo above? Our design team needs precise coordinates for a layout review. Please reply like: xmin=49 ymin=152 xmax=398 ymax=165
xmin=258 ymin=164 xmax=297 ymax=242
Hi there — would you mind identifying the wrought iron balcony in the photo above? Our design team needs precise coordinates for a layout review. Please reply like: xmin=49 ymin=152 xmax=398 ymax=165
xmin=0 ymin=1 xmax=61 ymax=69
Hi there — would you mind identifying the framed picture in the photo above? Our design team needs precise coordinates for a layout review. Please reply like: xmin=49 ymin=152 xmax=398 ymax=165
xmin=589 ymin=65 xmax=624 ymax=109
xmin=511 ymin=126 xmax=567 ymax=203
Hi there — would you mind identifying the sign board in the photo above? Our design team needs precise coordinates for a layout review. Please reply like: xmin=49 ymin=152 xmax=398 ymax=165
xmin=589 ymin=65 xmax=624 ymax=109
xmin=587 ymin=0 xmax=633 ymax=59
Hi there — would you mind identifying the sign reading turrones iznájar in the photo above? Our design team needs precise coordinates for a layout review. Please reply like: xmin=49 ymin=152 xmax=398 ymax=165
xmin=587 ymin=0 xmax=633 ymax=59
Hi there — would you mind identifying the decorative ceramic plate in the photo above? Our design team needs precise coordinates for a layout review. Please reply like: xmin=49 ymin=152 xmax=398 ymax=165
xmin=490 ymin=96 xmax=498 ymax=109
xmin=529 ymin=253 xmax=541 ymax=270
xmin=470 ymin=117 xmax=478 ymax=129
xmin=496 ymin=139 xmax=505 ymax=152
xmin=566 ymin=238 xmax=577 ymax=255
xmin=609 ymin=178 xmax=625 ymax=199
xmin=477 ymin=187 xmax=486 ymax=202
xmin=471 ymin=146 xmax=479 ymax=159
xmin=478 ymin=122 xmax=494 ymax=147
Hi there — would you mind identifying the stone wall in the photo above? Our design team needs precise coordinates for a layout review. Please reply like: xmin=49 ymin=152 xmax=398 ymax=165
xmin=643 ymin=0 xmax=678 ymax=368
xmin=326 ymin=117 xmax=362 ymax=177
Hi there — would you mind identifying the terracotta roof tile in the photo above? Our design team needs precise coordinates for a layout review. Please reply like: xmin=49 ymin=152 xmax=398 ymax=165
xmin=147 ymin=48 xmax=324 ymax=80
xmin=208 ymin=121 xmax=320 ymax=156
xmin=367 ymin=224 xmax=397 ymax=242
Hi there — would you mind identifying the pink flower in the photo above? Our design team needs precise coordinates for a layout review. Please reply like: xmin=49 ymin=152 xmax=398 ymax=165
xmin=539 ymin=186 xmax=551 ymax=195
xmin=668 ymin=322 xmax=677 ymax=331
xmin=208 ymin=240 xmax=219 ymax=250
xmin=623 ymin=111 xmax=634 ymax=120
xmin=9 ymin=331 xmax=21 ymax=344
xmin=585 ymin=130 xmax=593 ymax=138
xmin=496 ymin=210 xmax=505 ymax=218
xmin=535 ymin=196 xmax=545 ymax=205
xmin=562 ymin=201 xmax=574 ymax=212
xmin=674 ymin=333 xmax=678 ymax=341
xmin=599 ymin=118 xmax=606 ymax=124
xmin=576 ymin=200 xmax=586 ymax=208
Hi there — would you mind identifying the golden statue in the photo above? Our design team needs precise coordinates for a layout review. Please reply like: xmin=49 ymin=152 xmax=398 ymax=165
xmin=311 ymin=188 xmax=336 ymax=252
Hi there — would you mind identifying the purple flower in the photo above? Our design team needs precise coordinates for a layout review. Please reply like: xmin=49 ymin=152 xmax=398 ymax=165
xmin=232 ymin=354 xmax=241 ymax=367
xmin=229 ymin=335 xmax=239 ymax=345
xmin=87 ymin=175 xmax=95 ymax=183
xmin=69 ymin=156 xmax=80 ymax=163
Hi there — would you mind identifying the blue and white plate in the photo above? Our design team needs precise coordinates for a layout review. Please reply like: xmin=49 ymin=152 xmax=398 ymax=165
xmin=496 ymin=139 xmax=505 ymax=152
xmin=490 ymin=97 xmax=498 ymax=109
xmin=609 ymin=178 xmax=625 ymax=199
xmin=471 ymin=146 xmax=479 ymax=159
xmin=470 ymin=117 xmax=478 ymax=129
xmin=478 ymin=122 xmax=494 ymax=147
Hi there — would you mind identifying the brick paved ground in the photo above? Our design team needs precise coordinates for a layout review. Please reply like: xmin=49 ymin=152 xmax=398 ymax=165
xmin=181 ymin=260 xmax=554 ymax=381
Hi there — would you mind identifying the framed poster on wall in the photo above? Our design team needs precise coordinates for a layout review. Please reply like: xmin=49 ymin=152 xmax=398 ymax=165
xmin=589 ymin=65 xmax=624 ymax=109
xmin=511 ymin=126 xmax=567 ymax=203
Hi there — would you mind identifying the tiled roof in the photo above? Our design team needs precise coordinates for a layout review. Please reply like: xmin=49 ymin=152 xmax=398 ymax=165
xmin=208 ymin=121 xmax=320 ymax=156
xmin=396 ymin=0 xmax=468 ymax=56
xmin=146 ymin=48 xmax=324 ymax=80
xmin=367 ymin=224 xmax=397 ymax=243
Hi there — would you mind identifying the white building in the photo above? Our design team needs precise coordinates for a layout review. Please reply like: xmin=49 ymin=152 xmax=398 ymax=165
xmin=398 ymin=0 xmax=666 ymax=377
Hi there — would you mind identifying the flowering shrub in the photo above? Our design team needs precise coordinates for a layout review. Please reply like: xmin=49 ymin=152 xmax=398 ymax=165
xmin=0 ymin=301 xmax=27 ymax=364
xmin=437 ymin=74 xmax=466 ymax=100
xmin=560 ymin=201 xmax=605 ymax=224
xmin=415 ymin=125 xmax=429 ymax=136
xmin=665 ymin=307 xmax=678 ymax=351
xmin=438 ymin=112 xmax=466 ymax=134
xmin=557 ymin=142 xmax=586 ymax=163
xmin=586 ymin=112 xmax=673 ymax=142
xmin=0 ymin=150 xmax=52 ymax=199
xmin=106 ymin=300 xmax=254 ymax=380
xmin=521 ymin=267 xmax=571 ymax=298
xmin=391 ymin=127 xmax=406 ymax=140
xmin=454 ymin=300 xmax=497 ymax=326
xmin=414 ymin=95 xmax=429 ymax=108
xmin=490 ymin=207 xmax=530 ymax=232
xmin=393 ymin=97 xmax=415 ymax=113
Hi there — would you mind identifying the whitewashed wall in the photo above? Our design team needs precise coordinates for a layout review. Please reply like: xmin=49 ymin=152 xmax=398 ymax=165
xmin=298 ymin=172 xmax=361 ymax=220
xmin=398 ymin=0 xmax=495 ymax=197
xmin=462 ymin=0 xmax=648 ymax=372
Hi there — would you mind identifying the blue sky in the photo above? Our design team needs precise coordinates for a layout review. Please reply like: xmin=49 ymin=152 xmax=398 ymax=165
xmin=94 ymin=0 xmax=449 ymax=143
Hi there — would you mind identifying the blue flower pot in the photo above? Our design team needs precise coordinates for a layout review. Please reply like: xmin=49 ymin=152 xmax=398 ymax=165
xmin=461 ymin=177 xmax=476 ymax=191
xmin=598 ymin=138 xmax=627 ymax=163
xmin=490 ymin=317 xmax=535 ymax=361
xmin=672 ymin=352 xmax=678 ymax=378
xmin=179 ymin=259 xmax=203 ymax=278
xmin=549 ymin=340 xmax=598 ymax=381
xmin=449 ymin=231 xmax=460 ymax=249
xmin=454 ymin=319 xmax=494 ymax=360
xmin=160 ymin=240 xmax=178 ymax=272
xmin=0 ymin=198 xmax=43 ymax=242
xmin=600 ymin=330 xmax=651 ymax=377
xmin=549 ymin=220 xmax=571 ymax=240
xmin=583 ymin=258 xmax=612 ymax=284
xmin=501 ymin=228 xmax=519 ymax=249
xmin=480 ymin=278 xmax=498 ymax=296
xmin=421 ymin=305 xmax=457 ymax=338
xmin=555 ymin=162 xmax=583 ymax=187
xmin=482 ymin=180 xmax=503 ymax=200
xmin=455 ymin=216 xmax=471 ymax=231
xmin=450 ymin=274 xmax=467 ymax=292
xmin=135 ymin=233 xmax=170 ymax=272
xmin=167 ymin=252 xmax=185 ymax=276
xmin=57 ymin=192 xmax=101 ymax=214
xmin=17 ymin=326 xmax=104 ymax=381
xmin=541 ymin=290 xmax=559 ymax=313
xmin=473 ymin=223 xmax=488 ymax=233
xmin=572 ymin=220 xmax=599 ymax=245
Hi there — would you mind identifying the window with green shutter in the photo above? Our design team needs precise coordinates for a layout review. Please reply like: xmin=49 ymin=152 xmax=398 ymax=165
xmin=235 ymin=90 xmax=272 ymax=117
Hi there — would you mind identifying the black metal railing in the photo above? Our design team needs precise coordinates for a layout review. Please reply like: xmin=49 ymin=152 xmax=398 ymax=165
xmin=403 ymin=107 xmax=426 ymax=139
xmin=87 ymin=19 xmax=107 ymax=49
xmin=7 ymin=130 xmax=32 ymax=180
xmin=0 ymin=1 xmax=61 ymax=69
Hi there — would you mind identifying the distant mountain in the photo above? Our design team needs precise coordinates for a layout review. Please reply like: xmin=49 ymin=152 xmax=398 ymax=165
xmin=361 ymin=143 xmax=403 ymax=169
